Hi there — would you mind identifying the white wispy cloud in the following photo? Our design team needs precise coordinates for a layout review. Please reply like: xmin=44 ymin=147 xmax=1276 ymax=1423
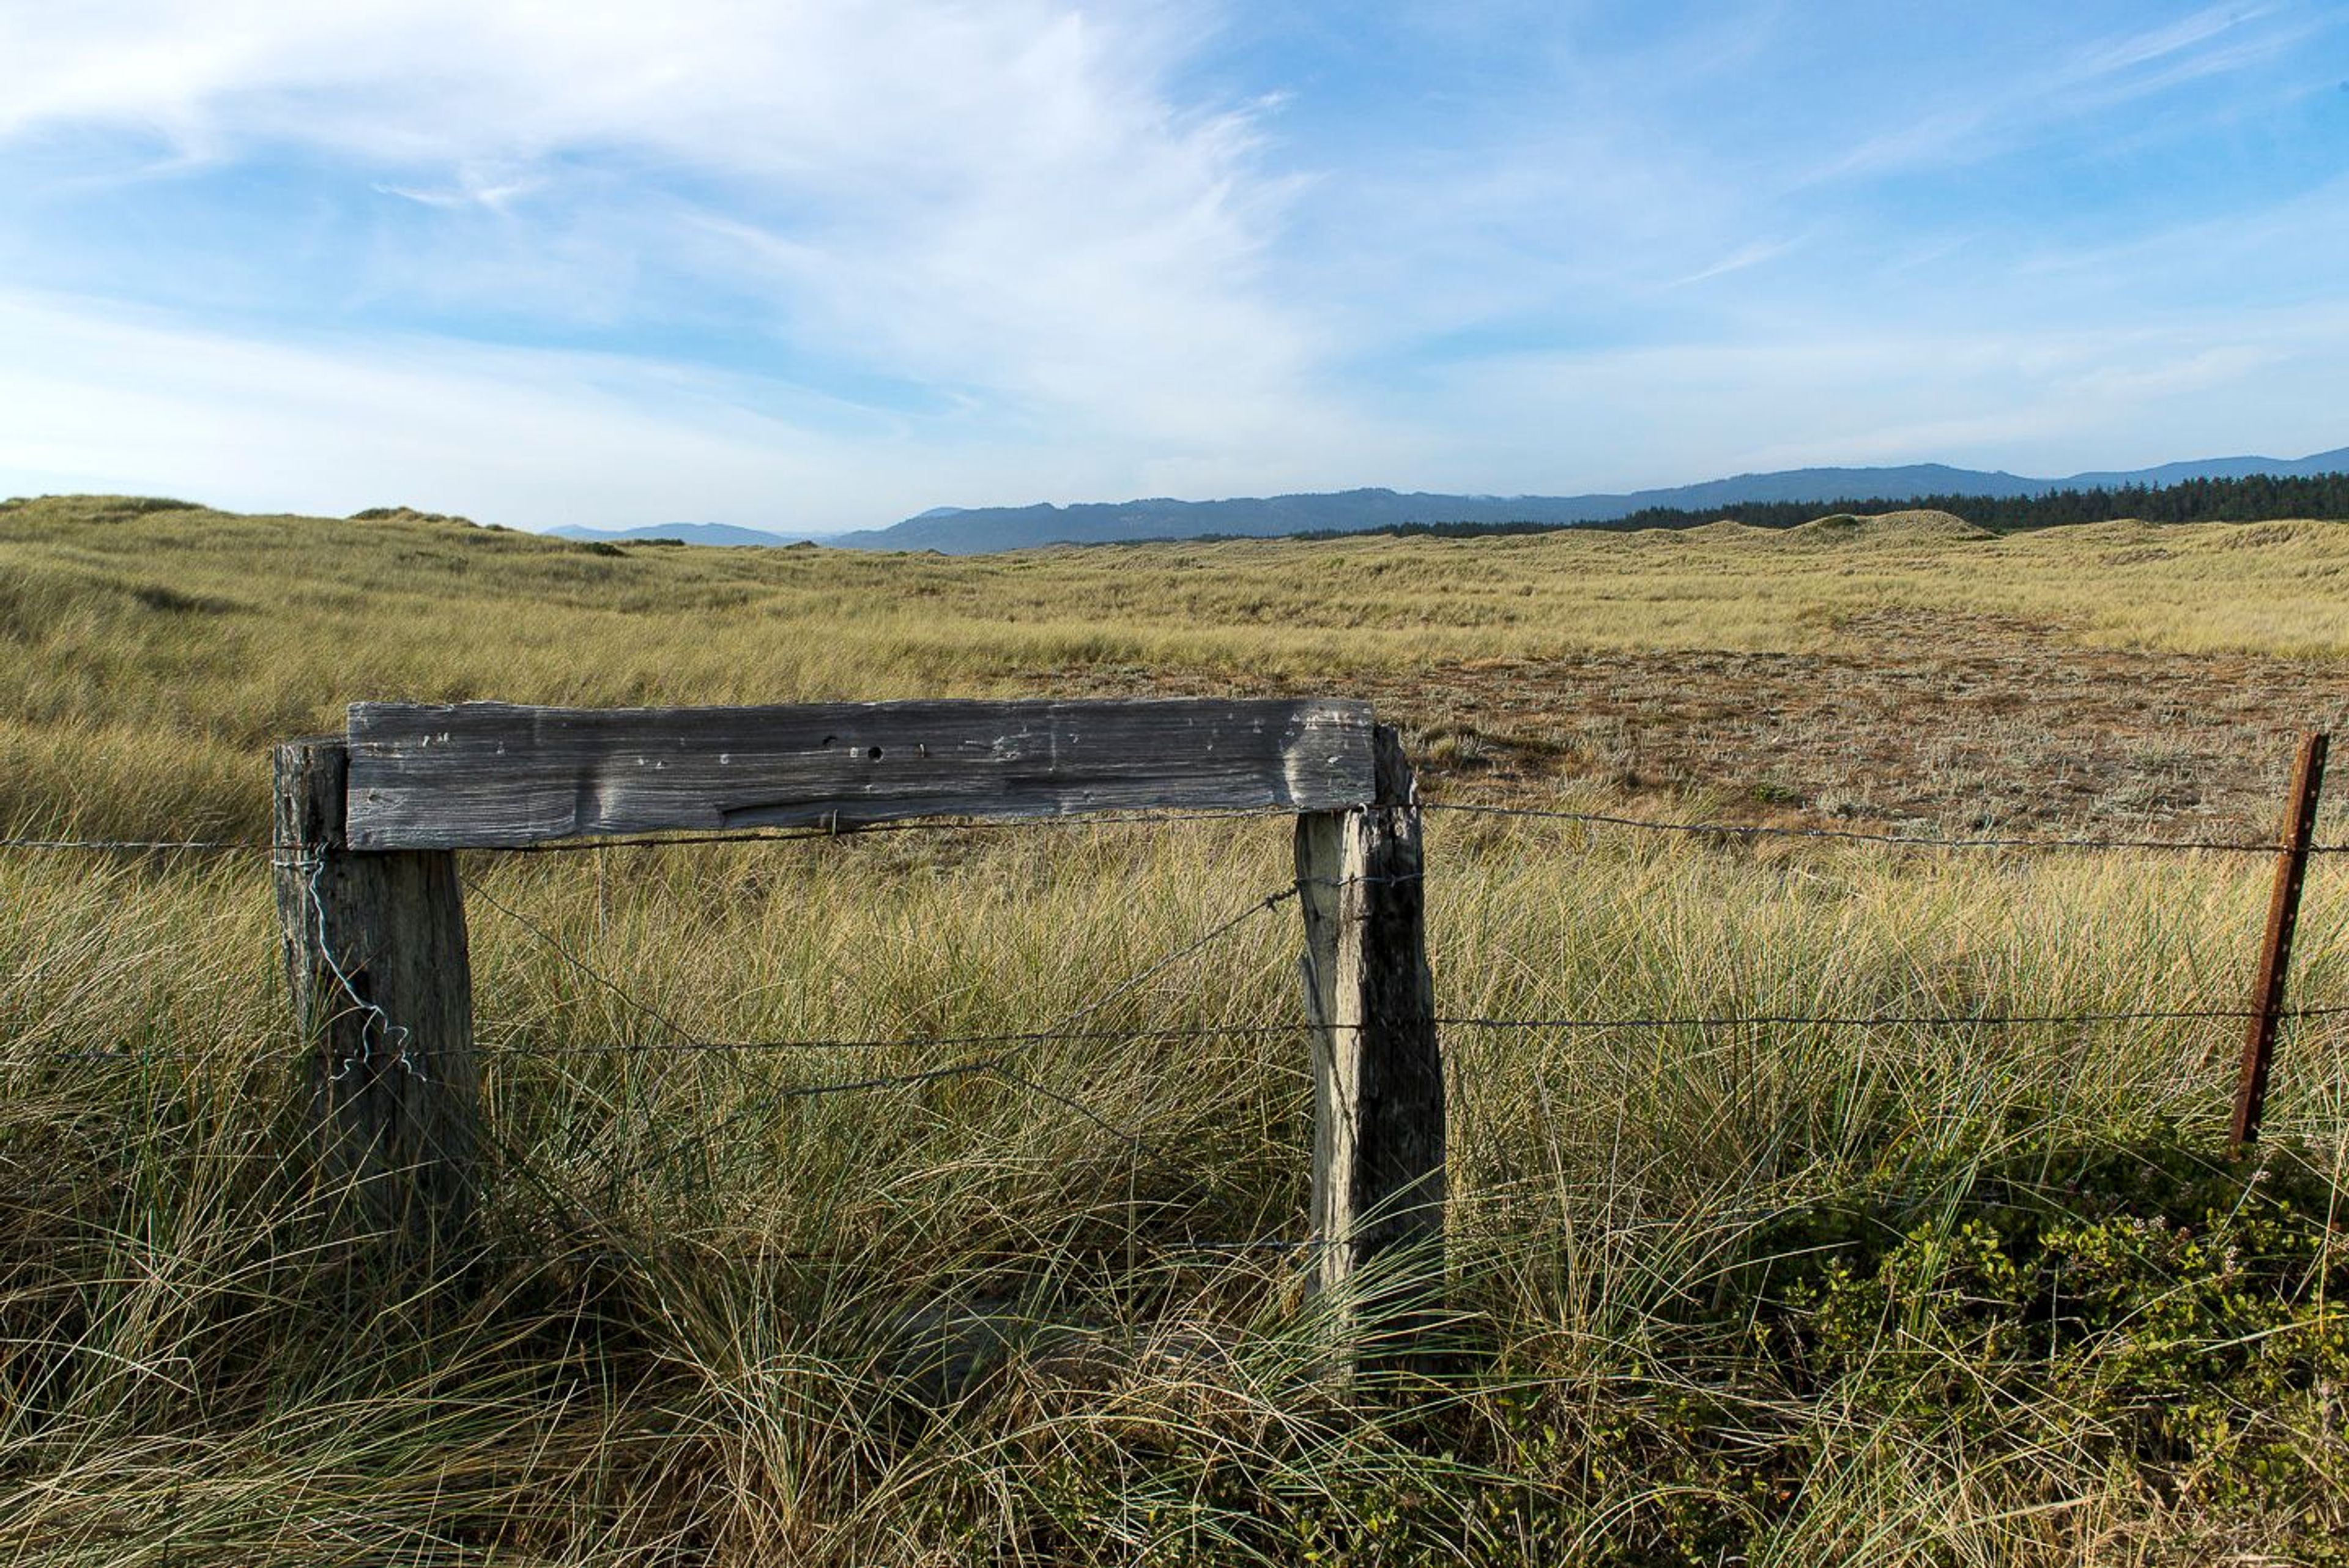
xmin=1666 ymin=238 xmax=1803 ymax=289
xmin=0 ymin=283 xmax=1381 ymax=529
xmin=0 ymin=0 xmax=1365 ymax=516
xmin=373 ymin=165 xmax=543 ymax=212
xmin=1400 ymin=303 xmax=2349 ymax=493
xmin=0 ymin=289 xmax=848 ymax=523
xmin=0 ymin=2 xmax=2342 ymax=522
xmin=1793 ymin=4 xmax=2306 ymax=187
xmin=2071 ymin=1 xmax=2274 ymax=78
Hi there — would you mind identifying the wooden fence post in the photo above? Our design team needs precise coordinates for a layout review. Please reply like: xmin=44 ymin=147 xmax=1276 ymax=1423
xmin=1296 ymin=724 xmax=1445 ymax=1375
xmin=2231 ymin=731 xmax=2329 ymax=1153
xmin=273 ymin=737 xmax=480 ymax=1255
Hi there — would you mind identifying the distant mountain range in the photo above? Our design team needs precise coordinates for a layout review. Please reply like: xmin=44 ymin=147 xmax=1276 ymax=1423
xmin=547 ymin=521 xmax=825 ymax=548
xmin=551 ymin=447 xmax=2349 ymax=554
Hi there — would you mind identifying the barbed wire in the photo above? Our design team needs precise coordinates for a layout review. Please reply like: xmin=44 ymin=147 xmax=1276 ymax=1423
xmin=1054 ymin=886 xmax=1300 ymax=1030
xmin=559 ymin=881 xmax=1302 ymax=1183
xmin=0 ymin=835 xmax=267 ymax=852
xmin=503 ymin=1235 xmax=1315 ymax=1269
xmin=762 ymin=1055 xmax=1001 ymax=1098
xmin=479 ymin=1022 xmax=1307 ymax=1058
xmin=1435 ymin=1002 xmax=2349 ymax=1031
xmin=10 ymin=777 xmax=2342 ymax=1098
xmin=23 ymin=998 xmax=2343 ymax=1073
xmin=493 ymin=995 xmax=2349 ymax=1064
xmin=460 ymin=995 xmax=2349 ymax=1063
xmin=4 ymin=805 xmax=2340 ymax=859
xmin=458 ymin=872 xmax=704 ymax=1046
xmin=1419 ymin=801 xmax=2343 ymax=855
xmin=459 ymin=871 xmax=1298 ymax=1060
xmin=675 ymin=883 xmax=1297 ymax=1122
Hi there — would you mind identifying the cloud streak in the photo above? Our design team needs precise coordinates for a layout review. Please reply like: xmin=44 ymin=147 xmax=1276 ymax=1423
xmin=0 ymin=1 xmax=2343 ymax=526
xmin=0 ymin=1 xmax=1348 ymax=507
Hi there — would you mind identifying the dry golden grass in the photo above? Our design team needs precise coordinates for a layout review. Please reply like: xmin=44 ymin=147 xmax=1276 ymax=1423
xmin=5 ymin=493 xmax=2348 ymax=842
xmin=4 ymin=494 xmax=2348 ymax=1564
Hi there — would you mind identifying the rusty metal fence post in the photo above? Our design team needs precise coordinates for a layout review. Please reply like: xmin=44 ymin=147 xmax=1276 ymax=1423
xmin=2230 ymin=731 xmax=2329 ymax=1153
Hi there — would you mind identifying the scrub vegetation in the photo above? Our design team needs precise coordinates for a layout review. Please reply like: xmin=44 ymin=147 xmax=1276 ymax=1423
xmin=4 ymin=493 xmax=2348 ymax=1564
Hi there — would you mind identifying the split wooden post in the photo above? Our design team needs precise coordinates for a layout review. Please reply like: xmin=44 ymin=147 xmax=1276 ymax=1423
xmin=1296 ymin=724 xmax=1445 ymax=1374
xmin=273 ymin=737 xmax=480 ymax=1255
xmin=2231 ymin=731 xmax=2329 ymax=1153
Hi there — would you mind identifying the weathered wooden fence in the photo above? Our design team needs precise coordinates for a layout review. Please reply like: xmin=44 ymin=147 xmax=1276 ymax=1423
xmin=0 ymin=704 xmax=2326 ymax=1383
xmin=273 ymin=697 xmax=1445 ymax=1367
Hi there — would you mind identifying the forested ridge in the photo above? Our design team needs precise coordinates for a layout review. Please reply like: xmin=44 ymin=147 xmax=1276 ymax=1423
xmin=1262 ymin=470 xmax=2349 ymax=542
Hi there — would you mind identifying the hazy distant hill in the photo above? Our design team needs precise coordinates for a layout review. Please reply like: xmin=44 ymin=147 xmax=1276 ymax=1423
xmin=548 ymin=521 xmax=809 ymax=547
xmin=826 ymin=448 xmax=2349 ymax=554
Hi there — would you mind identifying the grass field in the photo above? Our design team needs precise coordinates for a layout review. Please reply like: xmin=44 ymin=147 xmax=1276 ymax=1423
xmin=5 ymin=494 xmax=2349 ymax=1564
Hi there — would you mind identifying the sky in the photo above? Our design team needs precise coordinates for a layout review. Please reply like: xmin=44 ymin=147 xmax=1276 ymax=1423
xmin=1 ymin=1 xmax=2345 ymax=533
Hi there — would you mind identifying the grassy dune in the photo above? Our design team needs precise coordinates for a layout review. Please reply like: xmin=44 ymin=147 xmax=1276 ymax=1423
xmin=5 ymin=496 xmax=2349 ymax=1562
xmin=7 ymin=494 xmax=2348 ymax=842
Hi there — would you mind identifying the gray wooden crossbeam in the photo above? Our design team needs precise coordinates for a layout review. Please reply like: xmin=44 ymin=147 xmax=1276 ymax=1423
xmin=342 ymin=697 xmax=1378 ymax=850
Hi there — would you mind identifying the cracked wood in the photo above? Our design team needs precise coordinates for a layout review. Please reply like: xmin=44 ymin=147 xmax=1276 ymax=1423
xmin=343 ymin=697 xmax=1378 ymax=849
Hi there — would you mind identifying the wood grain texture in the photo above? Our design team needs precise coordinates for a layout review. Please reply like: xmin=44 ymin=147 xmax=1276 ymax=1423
xmin=275 ymin=737 xmax=479 ymax=1255
xmin=1296 ymin=724 xmax=1445 ymax=1377
xmin=1294 ymin=809 xmax=1346 ymax=1268
xmin=344 ymin=698 xmax=1378 ymax=849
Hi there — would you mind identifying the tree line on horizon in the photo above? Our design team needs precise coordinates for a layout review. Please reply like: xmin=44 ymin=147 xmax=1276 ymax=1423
xmin=1252 ymin=470 xmax=2349 ymax=543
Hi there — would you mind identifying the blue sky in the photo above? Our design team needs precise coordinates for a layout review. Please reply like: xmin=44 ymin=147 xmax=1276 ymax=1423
xmin=2 ymin=1 xmax=2344 ymax=532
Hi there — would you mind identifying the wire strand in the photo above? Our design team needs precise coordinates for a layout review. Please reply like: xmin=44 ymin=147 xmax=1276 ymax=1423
xmin=594 ymin=884 xmax=1300 ymax=1172
xmin=24 ymin=1000 xmax=2338 ymax=1072
xmin=1435 ymin=1003 xmax=2349 ymax=1031
xmin=6 ymin=803 xmax=2340 ymax=858
xmin=1420 ymin=801 xmax=2338 ymax=855
xmin=478 ymin=1022 xmax=1306 ymax=1058
xmin=460 ymin=872 xmax=705 ymax=1046
xmin=0 ymin=836 xmax=267 ymax=852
